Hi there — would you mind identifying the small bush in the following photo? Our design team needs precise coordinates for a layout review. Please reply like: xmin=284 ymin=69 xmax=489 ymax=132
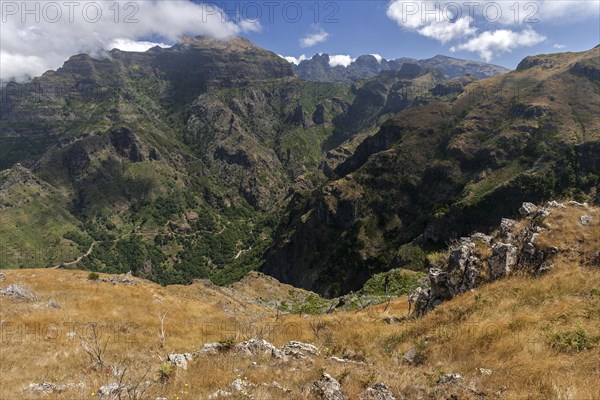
xmin=217 ymin=337 xmax=236 ymax=352
xmin=159 ymin=362 xmax=171 ymax=382
xmin=549 ymin=327 xmax=597 ymax=353
xmin=87 ymin=272 xmax=100 ymax=281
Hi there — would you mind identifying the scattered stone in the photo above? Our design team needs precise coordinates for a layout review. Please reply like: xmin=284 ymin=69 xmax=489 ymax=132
xmin=0 ymin=284 xmax=38 ymax=301
xmin=268 ymin=381 xmax=292 ymax=393
xmin=26 ymin=382 xmax=68 ymax=394
xmin=519 ymin=202 xmax=537 ymax=216
xmin=47 ymin=299 xmax=60 ymax=309
xmin=236 ymin=338 xmax=284 ymax=359
xmin=0 ymin=272 xmax=5 ymax=280
xmin=359 ymin=383 xmax=397 ymax=400
xmin=437 ymin=373 xmax=462 ymax=384
xmin=99 ymin=276 xmax=135 ymax=285
xmin=383 ymin=317 xmax=404 ymax=324
xmin=534 ymin=208 xmax=551 ymax=219
xmin=479 ymin=368 xmax=492 ymax=376
xmin=580 ymin=215 xmax=593 ymax=225
xmin=167 ymin=353 xmax=192 ymax=370
xmin=208 ymin=389 xmax=232 ymax=399
xmin=99 ymin=383 xmax=121 ymax=398
xmin=195 ymin=342 xmax=223 ymax=355
xmin=282 ymin=341 xmax=320 ymax=358
xmin=568 ymin=201 xmax=588 ymax=208
xmin=402 ymin=348 xmax=418 ymax=365
xmin=67 ymin=332 xmax=77 ymax=340
xmin=311 ymin=373 xmax=347 ymax=400
xmin=545 ymin=200 xmax=566 ymax=209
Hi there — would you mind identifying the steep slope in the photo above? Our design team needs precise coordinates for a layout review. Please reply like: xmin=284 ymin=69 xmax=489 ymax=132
xmin=1 ymin=202 xmax=598 ymax=399
xmin=292 ymin=53 xmax=510 ymax=83
xmin=264 ymin=46 xmax=600 ymax=296
xmin=0 ymin=37 xmax=465 ymax=286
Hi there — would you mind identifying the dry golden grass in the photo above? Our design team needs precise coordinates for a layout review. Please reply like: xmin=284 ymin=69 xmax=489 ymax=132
xmin=1 ymin=204 xmax=599 ymax=399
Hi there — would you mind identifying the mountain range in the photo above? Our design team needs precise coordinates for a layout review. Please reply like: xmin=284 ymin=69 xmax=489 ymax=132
xmin=0 ymin=37 xmax=598 ymax=298
xmin=292 ymin=53 xmax=510 ymax=83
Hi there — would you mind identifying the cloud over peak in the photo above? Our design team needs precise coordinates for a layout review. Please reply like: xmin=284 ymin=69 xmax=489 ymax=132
xmin=0 ymin=1 xmax=261 ymax=82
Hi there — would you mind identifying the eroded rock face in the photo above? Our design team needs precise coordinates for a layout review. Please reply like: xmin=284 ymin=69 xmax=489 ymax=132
xmin=412 ymin=202 xmax=563 ymax=317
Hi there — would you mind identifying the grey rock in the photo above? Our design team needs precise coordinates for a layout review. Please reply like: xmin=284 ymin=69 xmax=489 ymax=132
xmin=236 ymin=338 xmax=285 ymax=359
xmin=437 ymin=373 xmax=462 ymax=384
xmin=311 ymin=373 xmax=347 ymax=400
xmin=0 ymin=284 xmax=38 ymax=301
xmin=282 ymin=340 xmax=320 ymax=356
xmin=519 ymin=202 xmax=537 ymax=216
xmin=359 ymin=383 xmax=397 ymax=400
xmin=488 ymin=243 xmax=518 ymax=279
xmin=580 ymin=215 xmax=593 ymax=225
xmin=545 ymin=200 xmax=566 ymax=209
xmin=47 ymin=299 xmax=60 ymax=309
xmin=208 ymin=389 xmax=232 ymax=398
xmin=26 ymin=382 xmax=68 ymax=394
xmin=568 ymin=201 xmax=588 ymax=208
xmin=383 ymin=317 xmax=403 ymax=324
xmin=167 ymin=353 xmax=192 ymax=370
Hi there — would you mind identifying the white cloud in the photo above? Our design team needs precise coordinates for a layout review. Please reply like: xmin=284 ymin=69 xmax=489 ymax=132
xmin=450 ymin=28 xmax=546 ymax=61
xmin=279 ymin=54 xmax=308 ymax=65
xmin=417 ymin=17 xmax=477 ymax=43
xmin=0 ymin=1 xmax=261 ymax=82
xmin=328 ymin=55 xmax=355 ymax=68
xmin=109 ymin=39 xmax=170 ymax=52
xmin=553 ymin=43 xmax=566 ymax=49
xmin=371 ymin=54 xmax=383 ymax=63
xmin=299 ymin=27 xmax=329 ymax=48
xmin=386 ymin=1 xmax=476 ymax=43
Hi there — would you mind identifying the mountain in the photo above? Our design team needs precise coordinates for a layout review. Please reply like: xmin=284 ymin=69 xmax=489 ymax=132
xmin=292 ymin=53 xmax=510 ymax=83
xmin=1 ymin=38 xmax=598 ymax=296
xmin=0 ymin=37 xmax=461 ymax=285
xmin=263 ymin=46 xmax=600 ymax=296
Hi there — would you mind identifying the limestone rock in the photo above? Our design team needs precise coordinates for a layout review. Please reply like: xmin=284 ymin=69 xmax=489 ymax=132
xmin=0 ymin=284 xmax=38 ymax=301
xmin=437 ymin=373 xmax=462 ymax=384
xmin=167 ymin=353 xmax=192 ymax=370
xmin=519 ymin=202 xmax=537 ymax=216
xmin=311 ymin=373 xmax=347 ymax=400
xmin=359 ymin=383 xmax=396 ymax=400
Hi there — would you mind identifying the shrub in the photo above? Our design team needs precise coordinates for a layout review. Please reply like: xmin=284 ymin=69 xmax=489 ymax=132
xmin=87 ymin=272 xmax=100 ymax=281
xmin=549 ymin=327 xmax=597 ymax=353
xmin=159 ymin=362 xmax=171 ymax=382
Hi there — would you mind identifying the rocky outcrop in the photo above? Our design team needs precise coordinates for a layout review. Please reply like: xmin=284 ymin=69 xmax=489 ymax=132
xmin=412 ymin=202 xmax=564 ymax=317
xmin=0 ymin=284 xmax=38 ymax=301
xmin=311 ymin=373 xmax=347 ymax=400
xmin=360 ymin=383 xmax=397 ymax=400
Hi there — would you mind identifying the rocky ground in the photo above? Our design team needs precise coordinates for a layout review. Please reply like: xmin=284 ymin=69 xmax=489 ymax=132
xmin=0 ymin=201 xmax=599 ymax=399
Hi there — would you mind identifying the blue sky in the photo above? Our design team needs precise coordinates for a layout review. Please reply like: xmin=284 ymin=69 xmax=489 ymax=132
xmin=1 ymin=1 xmax=599 ymax=81
xmin=211 ymin=0 xmax=600 ymax=68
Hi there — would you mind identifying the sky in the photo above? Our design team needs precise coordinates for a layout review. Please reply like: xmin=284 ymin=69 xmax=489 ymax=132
xmin=1 ymin=0 xmax=599 ymax=82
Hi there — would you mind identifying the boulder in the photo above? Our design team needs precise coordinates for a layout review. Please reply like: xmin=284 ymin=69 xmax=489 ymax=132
xmin=580 ymin=215 xmax=593 ymax=225
xmin=359 ymin=383 xmax=397 ymax=400
xmin=167 ymin=353 xmax=192 ymax=370
xmin=311 ymin=373 xmax=347 ymax=400
xmin=282 ymin=341 xmax=320 ymax=357
xmin=0 ymin=284 xmax=38 ymax=301
xmin=236 ymin=338 xmax=284 ymax=359
xmin=488 ymin=243 xmax=518 ymax=279
xmin=519 ymin=202 xmax=537 ymax=216
xmin=437 ymin=373 xmax=462 ymax=384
